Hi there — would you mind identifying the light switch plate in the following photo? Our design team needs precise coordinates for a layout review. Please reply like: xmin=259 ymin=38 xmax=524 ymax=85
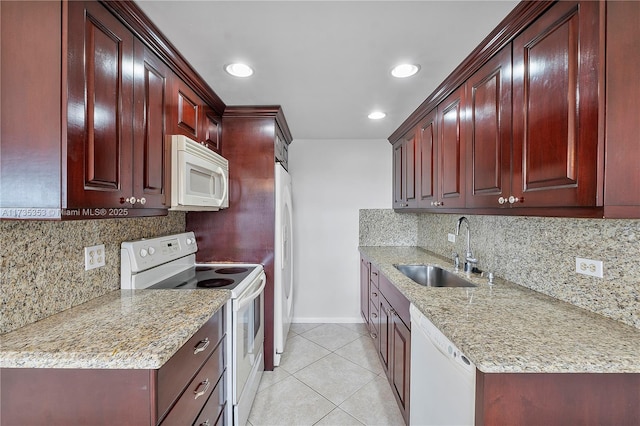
xmin=575 ymin=257 xmax=603 ymax=278
xmin=448 ymin=233 xmax=456 ymax=243
xmin=85 ymin=244 xmax=106 ymax=271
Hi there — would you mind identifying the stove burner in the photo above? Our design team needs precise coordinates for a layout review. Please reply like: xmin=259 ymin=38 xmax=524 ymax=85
xmin=215 ymin=267 xmax=249 ymax=274
xmin=197 ymin=278 xmax=235 ymax=288
xmin=195 ymin=266 xmax=216 ymax=272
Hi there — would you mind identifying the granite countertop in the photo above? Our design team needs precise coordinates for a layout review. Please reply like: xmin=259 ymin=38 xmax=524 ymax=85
xmin=0 ymin=290 xmax=230 ymax=369
xmin=359 ymin=246 xmax=640 ymax=374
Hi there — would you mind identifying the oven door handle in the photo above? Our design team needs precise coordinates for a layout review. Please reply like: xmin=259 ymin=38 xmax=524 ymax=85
xmin=236 ymin=274 xmax=266 ymax=311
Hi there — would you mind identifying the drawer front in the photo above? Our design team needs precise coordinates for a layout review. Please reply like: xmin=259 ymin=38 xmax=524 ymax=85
xmin=379 ymin=274 xmax=410 ymax=329
xmin=161 ymin=339 xmax=225 ymax=426
xmin=158 ymin=308 xmax=225 ymax=419
xmin=369 ymin=299 xmax=379 ymax=338
xmin=370 ymin=265 xmax=380 ymax=289
xmin=192 ymin=374 xmax=226 ymax=426
xmin=369 ymin=283 xmax=380 ymax=308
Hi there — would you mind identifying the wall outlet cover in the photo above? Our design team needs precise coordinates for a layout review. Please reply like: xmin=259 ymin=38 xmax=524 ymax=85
xmin=448 ymin=233 xmax=456 ymax=243
xmin=85 ymin=244 xmax=106 ymax=271
xmin=575 ymin=257 xmax=603 ymax=278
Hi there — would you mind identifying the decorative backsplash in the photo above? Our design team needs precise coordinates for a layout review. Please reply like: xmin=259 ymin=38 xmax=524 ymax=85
xmin=360 ymin=209 xmax=640 ymax=329
xmin=0 ymin=212 xmax=185 ymax=334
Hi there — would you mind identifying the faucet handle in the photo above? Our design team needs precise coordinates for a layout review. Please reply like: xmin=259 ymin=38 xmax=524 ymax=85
xmin=452 ymin=252 xmax=460 ymax=269
xmin=487 ymin=272 xmax=495 ymax=285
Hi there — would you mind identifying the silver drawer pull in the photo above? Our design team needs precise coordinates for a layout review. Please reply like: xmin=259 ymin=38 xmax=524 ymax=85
xmin=194 ymin=379 xmax=210 ymax=399
xmin=199 ymin=420 xmax=211 ymax=426
xmin=371 ymin=292 xmax=377 ymax=297
xmin=194 ymin=338 xmax=210 ymax=355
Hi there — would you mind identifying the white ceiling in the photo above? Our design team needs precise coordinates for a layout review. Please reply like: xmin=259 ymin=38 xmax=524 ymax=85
xmin=135 ymin=1 xmax=519 ymax=140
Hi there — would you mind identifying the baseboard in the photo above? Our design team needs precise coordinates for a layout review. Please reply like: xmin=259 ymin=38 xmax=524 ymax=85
xmin=291 ymin=316 xmax=365 ymax=323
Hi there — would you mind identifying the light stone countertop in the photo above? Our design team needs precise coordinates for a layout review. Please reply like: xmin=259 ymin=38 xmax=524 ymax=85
xmin=359 ymin=246 xmax=640 ymax=374
xmin=0 ymin=290 xmax=230 ymax=369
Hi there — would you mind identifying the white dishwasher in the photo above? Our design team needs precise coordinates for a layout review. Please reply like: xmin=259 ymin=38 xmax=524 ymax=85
xmin=409 ymin=304 xmax=476 ymax=426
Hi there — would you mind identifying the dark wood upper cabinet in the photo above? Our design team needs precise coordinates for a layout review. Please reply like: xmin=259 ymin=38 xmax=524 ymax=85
xmin=133 ymin=43 xmax=171 ymax=208
xmin=1 ymin=0 xmax=224 ymax=219
xmin=418 ymin=109 xmax=438 ymax=208
xmin=465 ymin=46 xmax=512 ymax=209
xmin=389 ymin=0 xmax=639 ymax=217
xmin=437 ymin=86 xmax=466 ymax=208
xmin=66 ymin=0 xmax=135 ymax=209
xmin=392 ymin=130 xmax=418 ymax=209
xmin=511 ymin=0 xmax=601 ymax=208
xmin=169 ymin=78 xmax=223 ymax=155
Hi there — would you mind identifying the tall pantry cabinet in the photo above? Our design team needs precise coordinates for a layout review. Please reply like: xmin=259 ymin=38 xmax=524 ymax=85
xmin=187 ymin=106 xmax=293 ymax=371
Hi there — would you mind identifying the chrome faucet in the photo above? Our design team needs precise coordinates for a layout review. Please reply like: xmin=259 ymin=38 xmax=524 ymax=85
xmin=455 ymin=216 xmax=478 ymax=273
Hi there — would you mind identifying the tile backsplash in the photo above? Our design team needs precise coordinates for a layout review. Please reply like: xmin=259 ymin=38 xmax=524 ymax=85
xmin=0 ymin=212 xmax=185 ymax=334
xmin=360 ymin=209 xmax=640 ymax=329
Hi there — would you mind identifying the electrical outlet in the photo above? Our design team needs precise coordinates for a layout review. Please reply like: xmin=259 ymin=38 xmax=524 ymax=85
xmin=575 ymin=257 xmax=603 ymax=278
xmin=448 ymin=233 xmax=456 ymax=243
xmin=85 ymin=244 xmax=106 ymax=271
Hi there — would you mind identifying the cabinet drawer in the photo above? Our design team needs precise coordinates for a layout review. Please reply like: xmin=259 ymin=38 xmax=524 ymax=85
xmin=158 ymin=309 xmax=225 ymax=420
xmin=369 ymin=299 xmax=379 ymax=337
xmin=192 ymin=373 xmax=226 ymax=426
xmin=379 ymin=274 xmax=410 ymax=330
xmin=369 ymin=284 xmax=380 ymax=309
xmin=161 ymin=339 xmax=225 ymax=425
xmin=370 ymin=265 xmax=380 ymax=289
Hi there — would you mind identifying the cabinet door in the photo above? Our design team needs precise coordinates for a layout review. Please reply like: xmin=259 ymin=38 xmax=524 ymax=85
xmin=67 ymin=0 xmax=134 ymax=208
xmin=391 ymin=315 xmax=410 ymax=424
xmin=512 ymin=0 xmax=601 ymax=207
xmin=392 ymin=130 xmax=418 ymax=209
xmin=418 ymin=109 xmax=438 ymax=208
xmin=466 ymin=46 xmax=512 ymax=208
xmin=133 ymin=43 xmax=169 ymax=208
xmin=378 ymin=297 xmax=392 ymax=375
xmin=437 ymin=86 xmax=466 ymax=208
xmin=202 ymin=107 xmax=222 ymax=154
xmin=360 ymin=257 xmax=370 ymax=326
xmin=171 ymin=78 xmax=201 ymax=141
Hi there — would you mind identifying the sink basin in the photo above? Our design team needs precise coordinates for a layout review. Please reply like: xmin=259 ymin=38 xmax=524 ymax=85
xmin=394 ymin=264 xmax=476 ymax=288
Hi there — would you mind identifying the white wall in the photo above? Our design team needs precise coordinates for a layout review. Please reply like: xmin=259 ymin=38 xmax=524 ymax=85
xmin=288 ymin=139 xmax=391 ymax=322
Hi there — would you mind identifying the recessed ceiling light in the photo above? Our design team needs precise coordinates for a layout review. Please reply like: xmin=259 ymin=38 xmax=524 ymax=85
xmin=224 ymin=63 xmax=254 ymax=78
xmin=391 ymin=63 xmax=420 ymax=78
xmin=368 ymin=111 xmax=386 ymax=120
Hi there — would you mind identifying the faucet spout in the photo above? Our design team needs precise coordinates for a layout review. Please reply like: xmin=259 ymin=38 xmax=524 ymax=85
xmin=455 ymin=216 xmax=477 ymax=273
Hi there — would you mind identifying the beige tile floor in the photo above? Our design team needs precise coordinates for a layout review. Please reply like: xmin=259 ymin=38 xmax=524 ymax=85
xmin=248 ymin=323 xmax=405 ymax=426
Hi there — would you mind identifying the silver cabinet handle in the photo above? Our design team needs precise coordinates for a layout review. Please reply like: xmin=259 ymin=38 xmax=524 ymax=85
xmin=193 ymin=337 xmax=210 ymax=355
xmin=430 ymin=201 xmax=443 ymax=207
xmin=371 ymin=292 xmax=378 ymax=297
xmin=371 ymin=312 xmax=377 ymax=319
xmin=199 ymin=420 xmax=211 ymax=426
xmin=508 ymin=195 xmax=523 ymax=204
xmin=194 ymin=379 xmax=210 ymax=399
xmin=498 ymin=196 xmax=507 ymax=204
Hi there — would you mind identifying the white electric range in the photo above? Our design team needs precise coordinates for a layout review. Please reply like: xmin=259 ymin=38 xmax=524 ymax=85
xmin=121 ymin=231 xmax=265 ymax=426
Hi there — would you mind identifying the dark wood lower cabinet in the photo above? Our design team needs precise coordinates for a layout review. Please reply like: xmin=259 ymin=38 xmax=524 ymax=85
xmin=475 ymin=372 xmax=640 ymax=425
xmin=376 ymin=272 xmax=411 ymax=425
xmin=0 ymin=309 xmax=226 ymax=426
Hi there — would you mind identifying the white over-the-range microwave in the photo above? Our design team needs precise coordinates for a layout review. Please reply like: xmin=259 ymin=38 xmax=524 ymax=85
xmin=170 ymin=135 xmax=229 ymax=211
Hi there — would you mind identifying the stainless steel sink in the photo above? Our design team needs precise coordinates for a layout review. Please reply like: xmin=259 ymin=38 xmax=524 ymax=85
xmin=394 ymin=264 xmax=476 ymax=288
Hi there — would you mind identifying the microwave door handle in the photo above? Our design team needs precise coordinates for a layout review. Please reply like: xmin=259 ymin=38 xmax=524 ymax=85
xmin=219 ymin=166 xmax=228 ymax=201
xmin=236 ymin=275 xmax=266 ymax=311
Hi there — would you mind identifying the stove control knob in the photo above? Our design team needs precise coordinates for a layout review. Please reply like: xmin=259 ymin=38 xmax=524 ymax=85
xmin=140 ymin=248 xmax=148 ymax=258
xmin=186 ymin=238 xmax=194 ymax=245
xmin=148 ymin=247 xmax=156 ymax=255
